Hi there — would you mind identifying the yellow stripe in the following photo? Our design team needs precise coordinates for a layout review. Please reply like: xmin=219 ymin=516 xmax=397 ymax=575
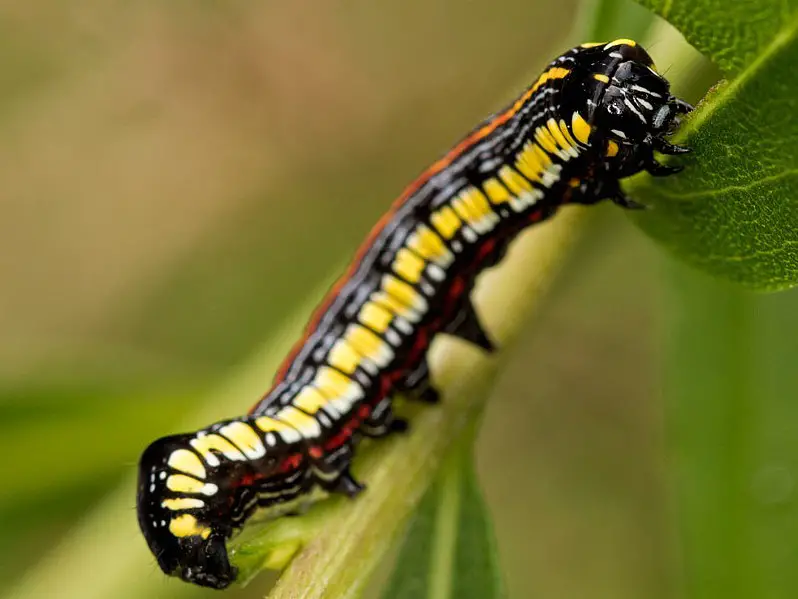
xmin=580 ymin=42 xmax=603 ymax=48
xmin=161 ymin=497 xmax=205 ymax=511
xmin=605 ymin=38 xmax=636 ymax=48
xmin=167 ymin=449 xmax=206 ymax=479
xmin=315 ymin=366 xmax=355 ymax=399
xmin=373 ymin=290 xmax=415 ymax=319
xmin=593 ymin=73 xmax=610 ymax=83
xmin=533 ymin=143 xmax=552 ymax=168
xmin=277 ymin=406 xmax=321 ymax=437
xmin=559 ymin=119 xmax=578 ymax=148
xmin=497 ymin=166 xmax=532 ymax=196
xmin=328 ymin=338 xmax=362 ymax=374
xmin=218 ymin=421 xmax=264 ymax=459
xmin=293 ymin=386 xmax=332 ymax=415
xmin=407 ymin=225 xmax=450 ymax=264
xmin=547 ymin=117 xmax=573 ymax=153
xmin=359 ymin=301 xmax=393 ymax=333
xmin=254 ymin=415 xmax=297 ymax=434
xmin=462 ymin=187 xmax=492 ymax=219
xmin=430 ymin=206 xmax=461 ymax=239
xmin=169 ymin=514 xmax=211 ymax=539
xmin=190 ymin=433 xmax=245 ymax=464
xmin=346 ymin=324 xmax=385 ymax=362
xmin=571 ymin=112 xmax=591 ymax=144
xmin=393 ymin=247 xmax=426 ymax=283
xmin=534 ymin=127 xmax=558 ymax=155
xmin=606 ymin=140 xmax=620 ymax=157
xmin=515 ymin=142 xmax=543 ymax=181
xmin=383 ymin=274 xmax=424 ymax=311
xmin=166 ymin=474 xmax=206 ymax=494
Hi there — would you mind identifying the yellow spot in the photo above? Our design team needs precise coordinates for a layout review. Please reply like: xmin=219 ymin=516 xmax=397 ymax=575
xmin=293 ymin=386 xmax=331 ymax=415
xmin=534 ymin=127 xmax=558 ymax=155
xmin=161 ymin=497 xmax=205 ymax=511
xmin=383 ymin=274 xmax=424 ymax=311
xmin=166 ymin=474 xmax=206 ymax=494
xmin=430 ymin=206 xmax=461 ymax=239
xmin=569 ymin=178 xmax=581 ymax=188
xmin=547 ymin=117 xmax=573 ymax=153
xmin=167 ymin=449 xmax=206 ymax=479
xmin=497 ymin=167 xmax=532 ymax=196
xmin=606 ymin=140 xmax=620 ymax=157
xmin=580 ymin=42 xmax=603 ymax=48
xmin=462 ymin=187 xmax=493 ymax=218
xmin=407 ymin=225 xmax=451 ymax=265
xmin=218 ymin=421 xmax=265 ymax=459
xmin=254 ymin=415 xmax=300 ymax=440
xmin=328 ymin=338 xmax=361 ymax=374
xmin=484 ymin=177 xmax=512 ymax=204
xmin=515 ymin=142 xmax=543 ymax=181
xmin=346 ymin=324 xmax=388 ymax=363
xmin=533 ymin=143 xmax=552 ymax=168
xmin=373 ymin=290 xmax=415 ymax=320
xmin=393 ymin=247 xmax=426 ymax=284
xmin=605 ymin=38 xmax=636 ymax=48
xmin=277 ymin=406 xmax=321 ymax=437
xmin=531 ymin=67 xmax=571 ymax=93
xmin=453 ymin=187 xmax=493 ymax=230
xmin=190 ymin=434 xmax=245 ymax=465
xmin=169 ymin=514 xmax=211 ymax=539
xmin=571 ymin=113 xmax=591 ymax=145
xmin=315 ymin=366 xmax=355 ymax=399
xmin=359 ymin=301 xmax=393 ymax=333
xmin=593 ymin=73 xmax=610 ymax=83
xmin=559 ymin=119 xmax=578 ymax=148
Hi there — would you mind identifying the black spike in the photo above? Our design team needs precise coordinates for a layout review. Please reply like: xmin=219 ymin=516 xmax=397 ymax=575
xmin=653 ymin=137 xmax=691 ymax=155
xmin=417 ymin=386 xmax=441 ymax=404
xmin=612 ymin=189 xmax=647 ymax=210
xmin=332 ymin=469 xmax=365 ymax=498
xmin=448 ymin=300 xmax=495 ymax=352
xmin=646 ymin=160 xmax=684 ymax=177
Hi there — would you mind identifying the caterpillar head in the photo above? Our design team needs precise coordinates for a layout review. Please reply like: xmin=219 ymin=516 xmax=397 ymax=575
xmin=136 ymin=434 xmax=236 ymax=589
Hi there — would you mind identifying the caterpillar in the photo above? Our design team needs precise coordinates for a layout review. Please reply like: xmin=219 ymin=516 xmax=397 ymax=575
xmin=137 ymin=39 xmax=692 ymax=589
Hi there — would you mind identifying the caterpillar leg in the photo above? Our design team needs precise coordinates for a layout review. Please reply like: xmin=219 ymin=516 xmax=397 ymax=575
xmin=447 ymin=298 xmax=496 ymax=352
xmin=311 ymin=441 xmax=366 ymax=498
xmin=397 ymin=357 xmax=440 ymax=404
xmin=360 ymin=397 xmax=409 ymax=437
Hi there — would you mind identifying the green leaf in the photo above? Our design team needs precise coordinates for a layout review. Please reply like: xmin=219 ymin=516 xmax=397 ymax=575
xmin=380 ymin=430 xmax=505 ymax=599
xmin=663 ymin=260 xmax=798 ymax=597
xmin=628 ymin=0 xmax=798 ymax=290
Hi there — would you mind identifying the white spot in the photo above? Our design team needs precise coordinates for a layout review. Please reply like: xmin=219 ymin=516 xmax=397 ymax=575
xmin=638 ymin=98 xmax=653 ymax=111
xmin=265 ymin=433 xmax=277 ymax=447
xmin=451 ymin=240 xmax=463 ymax=253
xmin=427 ymin=264 xmax=445 ymax=281
xmin=394 ymin=317 xmax=413 ymax=335
xmin=159 ymin=471 xmax=167 ymax=480
xmin=609 ymin=51 xmax=623 ymax=58
xmin=149 ymin=484 xmax=155 ymax=493
xmin=462 ymin=227 xmax=478 ymax=243
xmin=201 ymin=483 xmax=219 ymax=496
xmin=385 ymin=328 xmax=402 ymax=346
xmin=632 ymin=84 xmax=662 ymax=98
xmin=610 ymin=129 xmax=628 ymax=139
xmin=161 ymin=520 xmax=167 ymax=527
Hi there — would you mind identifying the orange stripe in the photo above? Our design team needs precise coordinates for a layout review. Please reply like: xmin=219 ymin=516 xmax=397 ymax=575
xmin=259 ymin=67 xmax=568 ymax=398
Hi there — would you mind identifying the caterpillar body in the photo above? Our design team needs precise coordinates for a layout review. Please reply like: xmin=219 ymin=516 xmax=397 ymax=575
xmin=137 ymin=39 xmax=692 ymax=589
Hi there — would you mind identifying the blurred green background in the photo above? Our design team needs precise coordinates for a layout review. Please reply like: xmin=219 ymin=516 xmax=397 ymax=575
xmin=3 ymin=2 xmax=794 ymax=599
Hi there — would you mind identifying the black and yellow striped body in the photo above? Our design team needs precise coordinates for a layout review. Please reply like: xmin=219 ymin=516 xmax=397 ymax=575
xmin=137 ymin=39 xmax=692 ymax=589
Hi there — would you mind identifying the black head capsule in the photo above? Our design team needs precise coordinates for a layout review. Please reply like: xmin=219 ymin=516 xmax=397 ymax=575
xmin=137 ymin=434 xmax=237 ymax=589
xmin=560 ymin=39 xmax=693 ymax=193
